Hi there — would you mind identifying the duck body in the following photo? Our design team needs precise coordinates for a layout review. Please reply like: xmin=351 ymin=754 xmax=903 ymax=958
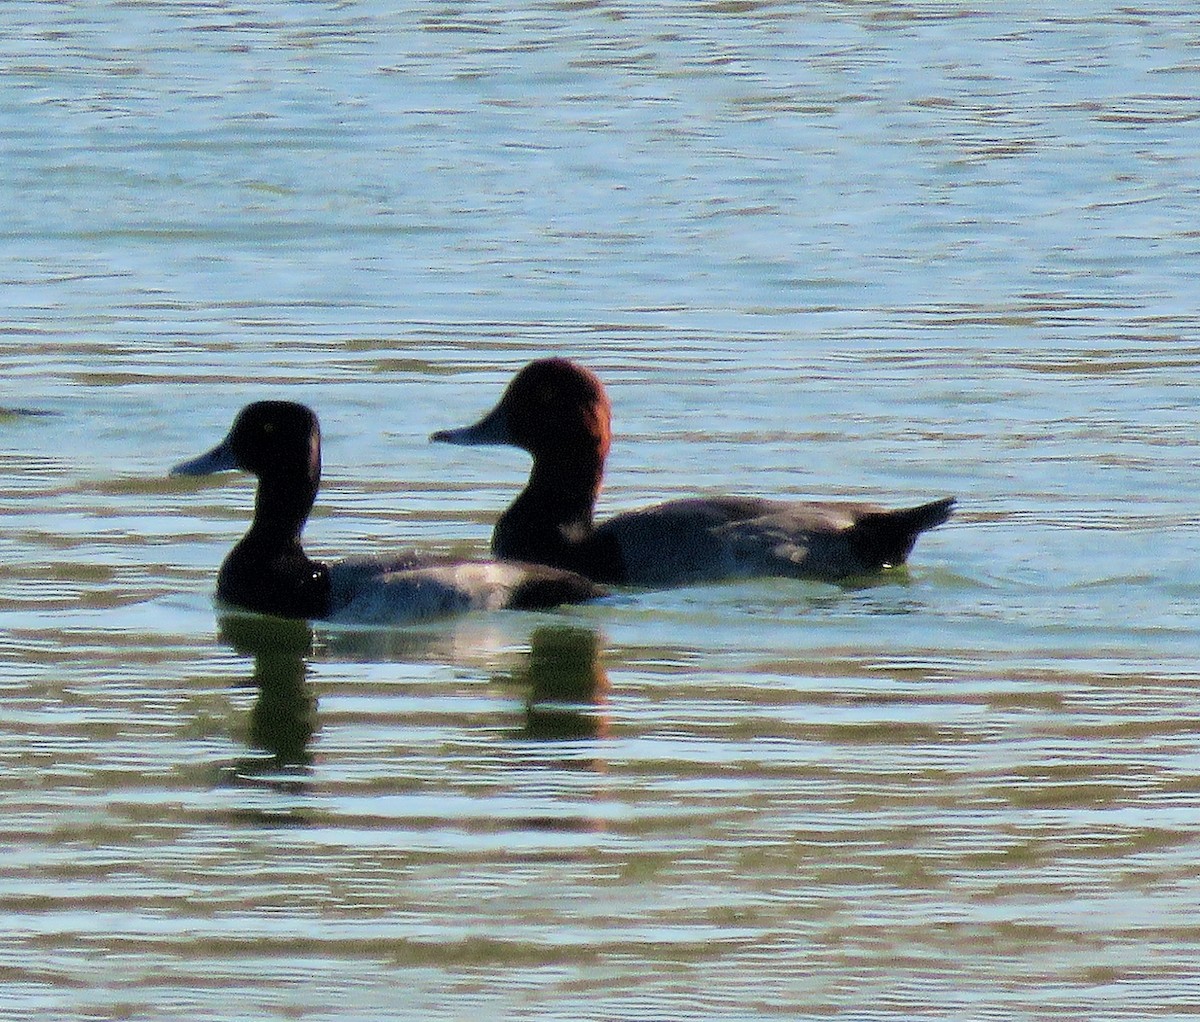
xmin=172 ymin=401 xmax=605 ymax=624
xmin=325 ymin=554 xmax=606 ymax=625
xmin=432 ymin=359 xmax=954 ymax=587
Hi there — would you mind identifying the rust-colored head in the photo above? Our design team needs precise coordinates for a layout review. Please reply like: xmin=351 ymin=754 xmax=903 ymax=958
xmin=432 ymin=358 xmax=612 ymax=466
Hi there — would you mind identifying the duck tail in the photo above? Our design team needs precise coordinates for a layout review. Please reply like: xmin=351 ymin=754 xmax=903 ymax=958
xmin=849 ymin=496 xmax=955 ymax=569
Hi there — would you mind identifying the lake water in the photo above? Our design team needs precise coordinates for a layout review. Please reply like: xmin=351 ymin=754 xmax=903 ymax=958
xmin=3 ymin=2 xmax=1200 ymax=1019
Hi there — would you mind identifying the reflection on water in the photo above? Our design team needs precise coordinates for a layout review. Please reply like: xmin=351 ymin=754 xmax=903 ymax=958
xmin=503 ymin=626 xmax=610 ymax=743
xmin=219 ymin=613 xmax=318 ymax=782
xmin=4 ymin=1 xmax=1200 ymax=1019
xmin=216 ymin=614 xmax=611 ymax=786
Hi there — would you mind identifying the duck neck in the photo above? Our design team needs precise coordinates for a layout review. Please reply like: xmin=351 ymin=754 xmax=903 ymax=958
xmin=218 ymin=473 xmax=330 ymax=619
xmin=245 ymin=473 xmax=318 ymax=553
xmin=494 ymin=449 xmax=603 ymax=563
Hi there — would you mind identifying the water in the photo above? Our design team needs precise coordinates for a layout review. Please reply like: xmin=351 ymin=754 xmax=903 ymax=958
xmin=3 ymin=2 xmax=1200 ymax=1019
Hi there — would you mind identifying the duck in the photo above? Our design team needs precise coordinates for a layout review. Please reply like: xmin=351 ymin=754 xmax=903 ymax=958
xmin=431 ymin=358 xmax=955 ymax=588
xmin=171 ymin=400 xmax=606 ymax=624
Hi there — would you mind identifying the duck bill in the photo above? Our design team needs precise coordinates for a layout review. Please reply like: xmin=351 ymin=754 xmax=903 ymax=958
xmin=170 ymin=436 xmax=239 ymax=476
xmin=430 ymin=405 xmax=510 ymax=447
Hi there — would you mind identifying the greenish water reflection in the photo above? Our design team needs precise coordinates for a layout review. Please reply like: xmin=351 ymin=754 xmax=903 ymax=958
xmin=504 ymin=626 xmax=610 ymax=743
xmin=217 ymin=615 xmax=611 ymax=783
xmin=220 ymin=614 xmax=319 ymax=777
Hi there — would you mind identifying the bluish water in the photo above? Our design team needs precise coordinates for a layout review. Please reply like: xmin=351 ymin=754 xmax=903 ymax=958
xmin=3 ymin=3 xmax=1200 ymax=1020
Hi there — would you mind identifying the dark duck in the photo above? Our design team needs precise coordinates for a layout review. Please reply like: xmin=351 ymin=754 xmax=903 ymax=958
xmin=172 ymin=400 xmax=606 ymax=623
xmin=432 ymin=359 xmax=954 ymax=588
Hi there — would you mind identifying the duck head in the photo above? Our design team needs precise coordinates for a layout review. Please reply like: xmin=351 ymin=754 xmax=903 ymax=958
xmin=172 ymin=400 xmax=321 ymax=490
xmin=431 ymin=358 xmax=611 ymax=466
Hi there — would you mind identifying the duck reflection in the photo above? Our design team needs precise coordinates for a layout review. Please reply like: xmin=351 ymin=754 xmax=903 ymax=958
xmin=503 ymin=625 xmax=610 ymax=742
xmin=316 ymin=619 xmax=518 ymax=663
xmin=215 ymin=610 xmax=612 ymax=837
xmin=493 ymin=625 xmax=612 ymax=836
xmin=219 ymin=614 xmax=609 ymax=754
xmin=219 ymin=613 xmax=318 ymax=782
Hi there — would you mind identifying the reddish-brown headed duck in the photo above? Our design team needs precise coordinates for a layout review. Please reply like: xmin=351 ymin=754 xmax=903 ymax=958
xmin=172 ymin=400 xmax=605 ymax=624
xmin=431 ymin=359 xmax=954 ymax=588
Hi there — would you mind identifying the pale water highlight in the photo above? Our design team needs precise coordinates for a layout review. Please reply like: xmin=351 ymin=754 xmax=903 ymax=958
xmin=2 ymin=3 xmax=1200 ymax=1020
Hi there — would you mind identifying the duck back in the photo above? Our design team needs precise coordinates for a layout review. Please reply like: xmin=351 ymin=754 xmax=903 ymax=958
xmin=594 ymin=495 xmax=955 ymax=587
xmin=327 ymin=559 xmax=606 ymax=625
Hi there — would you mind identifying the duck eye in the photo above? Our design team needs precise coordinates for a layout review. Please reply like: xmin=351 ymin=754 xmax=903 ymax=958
xmin=263 ymin=422 xmax=276 ymax=434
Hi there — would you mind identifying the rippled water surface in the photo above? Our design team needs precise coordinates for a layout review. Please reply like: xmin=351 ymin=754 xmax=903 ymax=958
xmin=3 ymin=3 xmax=1200 ymax=1019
